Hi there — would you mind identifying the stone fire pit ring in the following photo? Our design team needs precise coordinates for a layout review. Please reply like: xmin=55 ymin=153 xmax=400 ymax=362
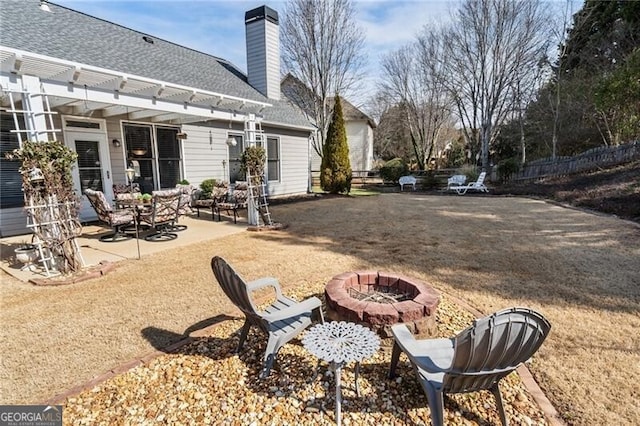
xmin=324 ymin=271 xmax=440 ymax=339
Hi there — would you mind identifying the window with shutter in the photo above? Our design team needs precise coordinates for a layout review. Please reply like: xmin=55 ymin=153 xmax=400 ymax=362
xmin=0 ymin=112 xmax=25 ymax=208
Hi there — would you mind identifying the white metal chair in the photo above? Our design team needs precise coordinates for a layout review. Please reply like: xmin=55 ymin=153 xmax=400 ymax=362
xmin=446 ymin=175 xmax=467 ymax=190
xmin=399 ymin=175 xmax=417 ymax=191
xmin=389 ymin=307 xmax=551 ymax=425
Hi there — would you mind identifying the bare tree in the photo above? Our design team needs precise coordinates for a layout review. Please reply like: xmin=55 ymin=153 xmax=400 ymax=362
xmin=281 ymin=0 xmax=366 ymax=159
xmin=440 ymin=0 xmax=550 ymax=171
xmin=378 ymin=31 xmax=454 ymax=170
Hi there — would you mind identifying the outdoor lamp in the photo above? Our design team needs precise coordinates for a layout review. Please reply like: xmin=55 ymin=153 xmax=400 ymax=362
xmin=28 ymin=167 xmax=44 ymax=183
xmin=126 ymin=168 xmax=136 ymax=184
xmin=226 ymin=135 xmax=237 ymax=147
xmin=112 ymin=139 xmax=121 ymax=148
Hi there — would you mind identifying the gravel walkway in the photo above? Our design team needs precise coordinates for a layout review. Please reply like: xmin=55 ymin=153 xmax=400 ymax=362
xmin=62 ymin=286 xmax=549 ymax=426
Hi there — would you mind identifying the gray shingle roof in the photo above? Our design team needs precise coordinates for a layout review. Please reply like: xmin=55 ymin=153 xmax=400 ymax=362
xmin=0 ymin=0 xmax=312 ymax=129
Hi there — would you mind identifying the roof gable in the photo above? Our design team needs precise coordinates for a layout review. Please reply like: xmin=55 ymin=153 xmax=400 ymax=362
xmin=281 ymin=73 xmax=376 ymax=128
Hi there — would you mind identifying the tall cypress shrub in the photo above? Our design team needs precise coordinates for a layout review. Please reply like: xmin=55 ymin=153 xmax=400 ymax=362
xmin=320 ymin=95 xmax=352 ymax=193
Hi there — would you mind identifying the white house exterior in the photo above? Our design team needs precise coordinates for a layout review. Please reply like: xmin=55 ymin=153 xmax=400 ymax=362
xmin=281 ymin=75 xmax=375 ymax=173
xmin=0 ymin=2 xmax=313 ymax=237
xmin=341 ymin=98 xmax=376 ymax=172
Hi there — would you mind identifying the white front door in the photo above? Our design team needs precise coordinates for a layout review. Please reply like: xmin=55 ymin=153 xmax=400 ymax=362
xmin=63 ymin=119 xmax=112 ymax=221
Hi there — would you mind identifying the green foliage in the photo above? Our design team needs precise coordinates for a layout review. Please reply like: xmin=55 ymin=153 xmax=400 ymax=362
xmin=137 ymin=193 xmax=152 ymax=202
xmin=199 ymin=178 xmax=218 ymax=199
xmin=379 ymin=157 xmax=409 ymax=183
xmin=560 ymin=0 xmax=640 ymax=76
xmin=595 ymin=48 xmax=640 ymax=143
xmin=497 ymin=158 xmax=520 ymax=183
xmin=178 ymin=179 xmax=190 ymax=185
xmin=320 ymin=96 xmax=352 ymax=194
xmin=5 ymin=140 xmax=78 ymax=203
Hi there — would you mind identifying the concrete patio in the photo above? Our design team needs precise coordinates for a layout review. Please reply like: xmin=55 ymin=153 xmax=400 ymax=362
xmin=0 ymin=214 xmax=246 ymax=283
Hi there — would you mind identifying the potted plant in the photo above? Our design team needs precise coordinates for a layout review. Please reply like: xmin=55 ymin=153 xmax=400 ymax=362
xmin=14 ymin=243 xmax=39 ymax=270
xmin=138 ymin=193 xmax=152 ymax=204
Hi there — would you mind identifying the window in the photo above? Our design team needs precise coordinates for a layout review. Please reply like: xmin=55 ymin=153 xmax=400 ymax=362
xmin=156 ymin=127 xmax=180 ymax=188
xmin=0 ymin=112 xmax=25 ymax=208
xmin=228 ymin=134 xmax=244 ymax=183
xmin=124 ymin=124 xmax=155 ymax=194
xmin=123 ymin=124 xmax=182 ymax=192
xmin=76 ymin=140 xmax=104 ymax=193
xmin=266 ymin=137 xmax=280 ymax=181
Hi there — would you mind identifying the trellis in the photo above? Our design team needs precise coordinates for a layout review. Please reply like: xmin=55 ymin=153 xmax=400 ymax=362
xmin=25 ymin=194 xmax=85 ymax=276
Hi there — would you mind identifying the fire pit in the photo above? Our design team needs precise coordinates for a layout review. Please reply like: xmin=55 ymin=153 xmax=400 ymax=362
xmin=324 ymin=271 xmax=440 ymax=339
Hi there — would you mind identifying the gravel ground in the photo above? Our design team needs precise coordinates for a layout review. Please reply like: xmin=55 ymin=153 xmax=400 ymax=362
xmin=62 ymin=293 xmax=547 ymax=426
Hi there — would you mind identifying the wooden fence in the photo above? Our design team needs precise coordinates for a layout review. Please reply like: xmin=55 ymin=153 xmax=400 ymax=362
xmin=513 ymin=141 xmax=639 ymax=182
xmin=311 ymin=168 xmax=462 ymax=188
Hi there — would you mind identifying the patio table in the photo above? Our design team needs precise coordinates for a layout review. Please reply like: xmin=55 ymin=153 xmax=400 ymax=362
xmin=302 ymin=321 xmax=379 ymax=426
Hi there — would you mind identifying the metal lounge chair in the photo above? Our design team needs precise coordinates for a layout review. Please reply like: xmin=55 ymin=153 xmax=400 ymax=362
xmin=211 ymin=256 xmax=325 ymax=378
xmin=84 ymin=188 xmax=135 ymax=242
xmin=389 ymin=307 xmax=551 ymax=426
xmin=138 ymin=188 xmax=182 ymax=241
xmin=452 ymin=171 xmax=488 ymax=195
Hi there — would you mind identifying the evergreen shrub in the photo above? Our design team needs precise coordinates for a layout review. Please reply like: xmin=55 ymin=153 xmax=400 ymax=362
xmin=379 ymin=157 xmax=408 ymax=183
xmin=320 ymin=96 xmax=352 ymax=193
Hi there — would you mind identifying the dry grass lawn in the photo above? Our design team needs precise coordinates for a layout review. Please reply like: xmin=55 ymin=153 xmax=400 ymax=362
xmin=1 ymin=193 xmax=639 ymax=425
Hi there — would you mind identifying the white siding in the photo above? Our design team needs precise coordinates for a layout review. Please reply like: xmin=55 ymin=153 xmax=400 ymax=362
xmin=181 ymin=122 xmax=234 ymax=187
xmin=309 ymin=121 xmax=374 ymax=172
xmin=106 ymin=119 xmax=127 ymax=187
xmin=262 ymin=126 xmax=310 ymax=196
xmin=346 ymin=120 xmax=374 ymax=171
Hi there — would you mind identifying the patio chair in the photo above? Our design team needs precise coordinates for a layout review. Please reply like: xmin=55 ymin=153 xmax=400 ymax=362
xmin=211 ymin=256 xmax=325 ymax=378
xmin=215 ymin=181 xmax=248 ymax=223
xmin=84 ymin=188 xmax=135 ymax=242
xmin=193 ymin=181 xmax=229 ymax=220
xmin=113 ymin=183 xmax=141 ymax=209
xmin=389 ymin=307 xmax=551 ymax=426
xmin=172 ymin=183 xmax=196 ymax=231
xmin=138 ymin=188 xmax=182 ymax=241
xmin=399 ymin=175 xmax=417 ymax=191
xmin=446 ymin=175 xmax=467 ymax=190
xmin=452 ymin=171 xmax=488 ymax=195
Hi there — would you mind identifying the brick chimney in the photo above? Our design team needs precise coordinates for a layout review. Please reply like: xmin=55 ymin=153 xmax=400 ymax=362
xmin=245 ymin=5 xmax=280 ymax=100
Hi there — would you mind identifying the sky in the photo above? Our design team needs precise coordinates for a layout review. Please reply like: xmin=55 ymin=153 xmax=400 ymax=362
xmin=53 ymin=0 xmax=575 ymax=109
